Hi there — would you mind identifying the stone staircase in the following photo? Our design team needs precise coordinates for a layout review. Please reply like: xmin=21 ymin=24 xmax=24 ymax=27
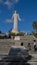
xmin=20 ymin=35 xmax=36 ymax=41
xmin=0 ymin=35 xmax=37 ymax=53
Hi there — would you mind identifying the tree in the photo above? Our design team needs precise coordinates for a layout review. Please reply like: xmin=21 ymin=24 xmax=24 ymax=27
xmin=32 ymin=32 xmax=37 ymax=38
xmin=17 ymin=32 xmax=24 ymax=36
xmin=32 ymin=22 xmax=37 ymax=32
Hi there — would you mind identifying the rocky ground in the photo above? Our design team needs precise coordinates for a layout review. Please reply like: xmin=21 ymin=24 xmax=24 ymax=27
xmin=0 ymin=48 xmax=37 ymax=65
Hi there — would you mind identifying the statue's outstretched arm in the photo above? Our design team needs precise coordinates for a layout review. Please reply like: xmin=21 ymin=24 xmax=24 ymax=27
xmin=18 ymin=14 xmax=21 ymax=21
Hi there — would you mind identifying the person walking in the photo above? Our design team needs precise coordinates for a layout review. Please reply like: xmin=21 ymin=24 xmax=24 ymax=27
xmin=27 ymin=43 xmax=31 ymax=51
xmin=33 ymin=40 xmax=36 ymax=51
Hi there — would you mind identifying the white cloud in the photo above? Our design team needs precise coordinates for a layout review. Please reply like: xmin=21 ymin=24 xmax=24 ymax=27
xmin=0 ymin=0 xmax=19 ymax=9
xmin=6 ymin=19 xmax=12 ymax=23
xmin=4 ymin=0 xmax=19 ymax=9
xmin=15 ymin=0 xmax=19 ymax=3
xmin=4 ymin=0 xmax=13 ymax=9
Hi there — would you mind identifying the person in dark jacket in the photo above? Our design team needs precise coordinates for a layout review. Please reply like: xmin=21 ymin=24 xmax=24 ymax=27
xmin=33 ymin=40 xmax=36 ymax=51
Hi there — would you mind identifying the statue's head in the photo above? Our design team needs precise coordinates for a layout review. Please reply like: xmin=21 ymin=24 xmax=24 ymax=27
xmin=15 ymin=11 xmax=17 ymax=14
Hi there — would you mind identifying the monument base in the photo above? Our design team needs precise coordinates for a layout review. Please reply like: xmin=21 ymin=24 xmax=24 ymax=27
xmin=11 ymin=29 xmax=19 ymax=34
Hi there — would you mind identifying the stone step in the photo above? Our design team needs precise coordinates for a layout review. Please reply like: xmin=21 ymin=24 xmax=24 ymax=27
xmin=28 ymin=58 xmax=37 ymax=62
xmin=27 ymin=54 xmax=37 ymax=65
xmin=27 ymin=62 xmax=37 ymax=65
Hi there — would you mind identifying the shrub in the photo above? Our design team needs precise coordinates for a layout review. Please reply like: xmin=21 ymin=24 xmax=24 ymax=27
xmin=33 ymin=32 xmax=37 ymax=38
xmin=9 ymin=33 xmax=15 ymax=36
xmin=9 ymin=32 xmax=24 ymax=36
xmin=16 ymin=32 xmax=24 ymax=36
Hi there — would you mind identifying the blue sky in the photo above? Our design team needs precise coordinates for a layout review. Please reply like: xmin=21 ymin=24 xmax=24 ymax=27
xmin=0 ymin=0 xmax=37 ymax=33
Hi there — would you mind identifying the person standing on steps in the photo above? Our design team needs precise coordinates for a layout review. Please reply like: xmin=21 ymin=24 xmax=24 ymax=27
xmin=27 ymin=43 xmax=31 ymax=51
xmin=33 ymin=40 xmax=36 ymax=51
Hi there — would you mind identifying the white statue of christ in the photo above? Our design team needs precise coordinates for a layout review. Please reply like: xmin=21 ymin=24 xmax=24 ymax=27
xmin=11 ymin=11 xmax=21 ymax=34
